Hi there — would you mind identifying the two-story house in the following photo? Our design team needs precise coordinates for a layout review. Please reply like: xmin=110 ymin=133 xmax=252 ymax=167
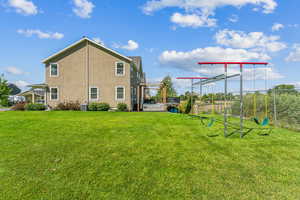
xmin=21 ymin=37 xmax=145 ymax=111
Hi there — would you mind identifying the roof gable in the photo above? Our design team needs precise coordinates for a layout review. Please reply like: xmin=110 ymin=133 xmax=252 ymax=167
xmin=42 ymin=37 xmax=132 ymax=63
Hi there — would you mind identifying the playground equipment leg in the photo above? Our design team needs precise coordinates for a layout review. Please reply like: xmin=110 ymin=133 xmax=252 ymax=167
xmin=224 ymin=64 xmax=228 ymax=137
xmin=240 ymin=64 xmax=244 ymax=138
xmin=273 ymin=89 xmax=277 ymax=126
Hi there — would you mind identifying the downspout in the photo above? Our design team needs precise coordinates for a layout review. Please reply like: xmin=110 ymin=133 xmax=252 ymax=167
xmin=86 ymin=40 xmax=90 ymax=105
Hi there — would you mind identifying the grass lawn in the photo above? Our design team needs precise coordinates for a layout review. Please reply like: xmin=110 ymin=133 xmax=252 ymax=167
xmin=0 ymin=111 xmax=300 ymax=200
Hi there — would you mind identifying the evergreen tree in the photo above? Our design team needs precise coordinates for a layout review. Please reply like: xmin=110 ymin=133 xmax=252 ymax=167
xmin=0 ymin=75 xmax=11 ymax=106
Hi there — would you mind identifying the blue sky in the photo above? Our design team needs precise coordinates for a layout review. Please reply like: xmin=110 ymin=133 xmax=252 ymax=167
xmin=0 ymin=0 xmax=300 ymax=93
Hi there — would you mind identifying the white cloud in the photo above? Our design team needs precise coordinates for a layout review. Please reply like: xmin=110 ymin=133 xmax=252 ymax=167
xmin=243 ymin=67 xmax=283 ymax=80
xmin=294 ymin=82 xmax=300 ymax=87
xmin=8 ymin=0 xmax=38 ymax=15
xmin=113 ymin=40 xmax=139 ymax=51
xmin=170 ymin=12 xmax=216 ymax=28
xmin=159 ymin=47 xmax=270 ymax=74
xmin=288 ymin=24 xmax=299 ymax=28
xmin=4 ymin=66 xmax=28 ymax=75
xmin=143 ymin=0 xmax=277 ymax=14
xmin=286 ymin=44 xmax=300 ymax=62
xmin=143 ymin=0 xmax=277 ymax=28
xmin=17 ymin=29 xmax=64 ymax=39
xmin=15 ymin=80 xmax=29 ymax=88
xmin=228 ymin=14 xmax=239 ymax=23
xmin=93 ymin=37 xmax=104 ymax=45
xmin=147 ymin=76 xmax=192 ymax=94
xmin=272 ymin=23 xmax=284 ymax=31
xmin=215 ymin=29 xmax=287 ymax=52
xmin=159 ymin=47 xmax=282 ymax=80
xmin=147 ymin=48 xmax=155 ymax=53
xmin=72 ymin=0 xmax=94 ymax=19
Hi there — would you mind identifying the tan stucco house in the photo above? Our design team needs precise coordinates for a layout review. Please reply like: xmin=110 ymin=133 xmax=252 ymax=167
xmin=22 ymin=37 xmax=146 ymax=111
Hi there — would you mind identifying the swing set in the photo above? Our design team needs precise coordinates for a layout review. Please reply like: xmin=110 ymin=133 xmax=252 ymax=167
xmin=176 ymin=77 xmax=213 ymax=125
xmin=251 ymin=64 xmax=270 ymax=127
xmin=176 ymin=62 xmax=272 ymax=138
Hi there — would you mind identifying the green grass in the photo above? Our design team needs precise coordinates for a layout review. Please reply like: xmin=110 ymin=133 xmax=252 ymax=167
xmin=0 ymin=111 xmax=300 ymax=200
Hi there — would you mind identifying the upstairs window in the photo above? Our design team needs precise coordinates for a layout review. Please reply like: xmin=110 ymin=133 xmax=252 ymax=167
xmin=115 ymin=62 xmax=125 ymax=76
xmin=50 ymin=63 xmax=58 ymax=77
xmin=90 ymin=87 xmax=99 ymax=101
xmin=50 ymin=87 xmax=58 ymax=101
xmin=116 ymin=86 xmax=125 ymax=100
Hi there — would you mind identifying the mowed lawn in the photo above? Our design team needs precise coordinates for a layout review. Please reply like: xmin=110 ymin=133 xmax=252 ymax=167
xmin=0 ymin=112 xmax=300 ymax=200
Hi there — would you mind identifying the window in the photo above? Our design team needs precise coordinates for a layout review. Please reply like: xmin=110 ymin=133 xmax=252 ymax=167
xmin=116 ymin=86 xmax=125 ymax=100
xmin=50 ymin=63 xmax=58 ymax=77
xmin=50 ymin=87 xmax=58 ymax=101
xmin=90 ymin=87 xmax=99 ymax=101
xmin=115 ymin=62 xmax=125 ymax=76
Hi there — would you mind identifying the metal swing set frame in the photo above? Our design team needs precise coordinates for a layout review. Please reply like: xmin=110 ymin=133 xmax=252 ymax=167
xmin=178 ymin=62 xmax=271 ymax=138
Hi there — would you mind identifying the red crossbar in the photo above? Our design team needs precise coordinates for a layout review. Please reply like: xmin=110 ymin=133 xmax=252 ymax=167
xmin=176 ymin=77 xmax=208 ymax=80
xmin=198 ymin=62 xmax=268 ymax=65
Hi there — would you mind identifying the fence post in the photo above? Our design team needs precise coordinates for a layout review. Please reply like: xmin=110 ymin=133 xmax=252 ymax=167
xmin=273 ymin=88 xmax=277 ymax=126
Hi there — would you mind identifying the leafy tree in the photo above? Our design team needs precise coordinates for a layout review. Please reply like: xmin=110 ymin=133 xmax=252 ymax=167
xmin=0 ymin=75 xmax=11 ymax=106
xmin=180 ymin=91 xmax=199 ymax=101
xmin=8 ymin=83 xmax=21 ymax=95
xmin=201 ymin=92 xmax=235 ymax=103
xmin=156 ymin=76 xmax=177 ymax=102
xmin=268 ymin=84 xmax=298 ymax=95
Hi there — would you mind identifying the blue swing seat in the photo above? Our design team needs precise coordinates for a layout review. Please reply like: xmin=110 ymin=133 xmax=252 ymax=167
xmin=261 ymin=117 xmax=269 ymax=126
xmin=169 ymin=107 xmax=179 ymax=113
xmin=207 ymin=118 xmax=216 ymax=127
xmin=253 ymin=117 xmax=269 ymax=126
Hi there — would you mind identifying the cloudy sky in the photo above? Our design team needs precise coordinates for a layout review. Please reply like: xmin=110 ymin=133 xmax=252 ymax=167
xmin=0 ymin=0 xmax=299 ymax=93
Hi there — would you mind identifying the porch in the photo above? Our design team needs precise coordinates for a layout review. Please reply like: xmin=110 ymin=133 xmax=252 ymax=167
xmin=19 ymin=84 xmax=48 ymax=104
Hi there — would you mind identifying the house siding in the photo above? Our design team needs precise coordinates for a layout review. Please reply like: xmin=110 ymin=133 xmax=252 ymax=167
xmin=45 ymin=42 xmax=88 ymax=107
xmin=45 ymin=40 xmax=132 ymax=110
xmin=88 ymin=42 xmax=131 ymax=108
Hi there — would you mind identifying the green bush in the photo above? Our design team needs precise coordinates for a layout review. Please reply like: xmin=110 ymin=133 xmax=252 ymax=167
xmin=117 ymin=103 xmax=128 ymax=112
xmin=0 ymin=98 xmax=10 ymax=107
xmin=25 ymin=103 xmax=46 ymax=111
xmin=55 ymin=101 xmax=80 ymax=111
xmin=231 ymin=93 xmax=300 ymax=130
xmin=178 ymin=101 xmax=187 ymax=113
xmin=271 ymin=94 xmax=300 ymax=130
xmin=88 ymin=102 xmax=110 ymax=111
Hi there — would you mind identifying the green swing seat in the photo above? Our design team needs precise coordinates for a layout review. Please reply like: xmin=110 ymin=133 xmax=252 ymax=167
xmin=207 ymin=118 xmax=216 ymax=127
xmin=253 ymin=117 xmax=269 ymax=126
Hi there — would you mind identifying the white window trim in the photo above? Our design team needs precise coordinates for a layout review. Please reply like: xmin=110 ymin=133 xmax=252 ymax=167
xmin=50 ymin=63 xmax=59 ymax=77
xmin=89 ymin=87 xmax=99 ymax=101
xmin=115 ymin=62 xmax=125 ymax=76
xmin=115 ymin=86 xmax=125 ymax=101
xmin=50 ymin=87 xmax=59 ymax=101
